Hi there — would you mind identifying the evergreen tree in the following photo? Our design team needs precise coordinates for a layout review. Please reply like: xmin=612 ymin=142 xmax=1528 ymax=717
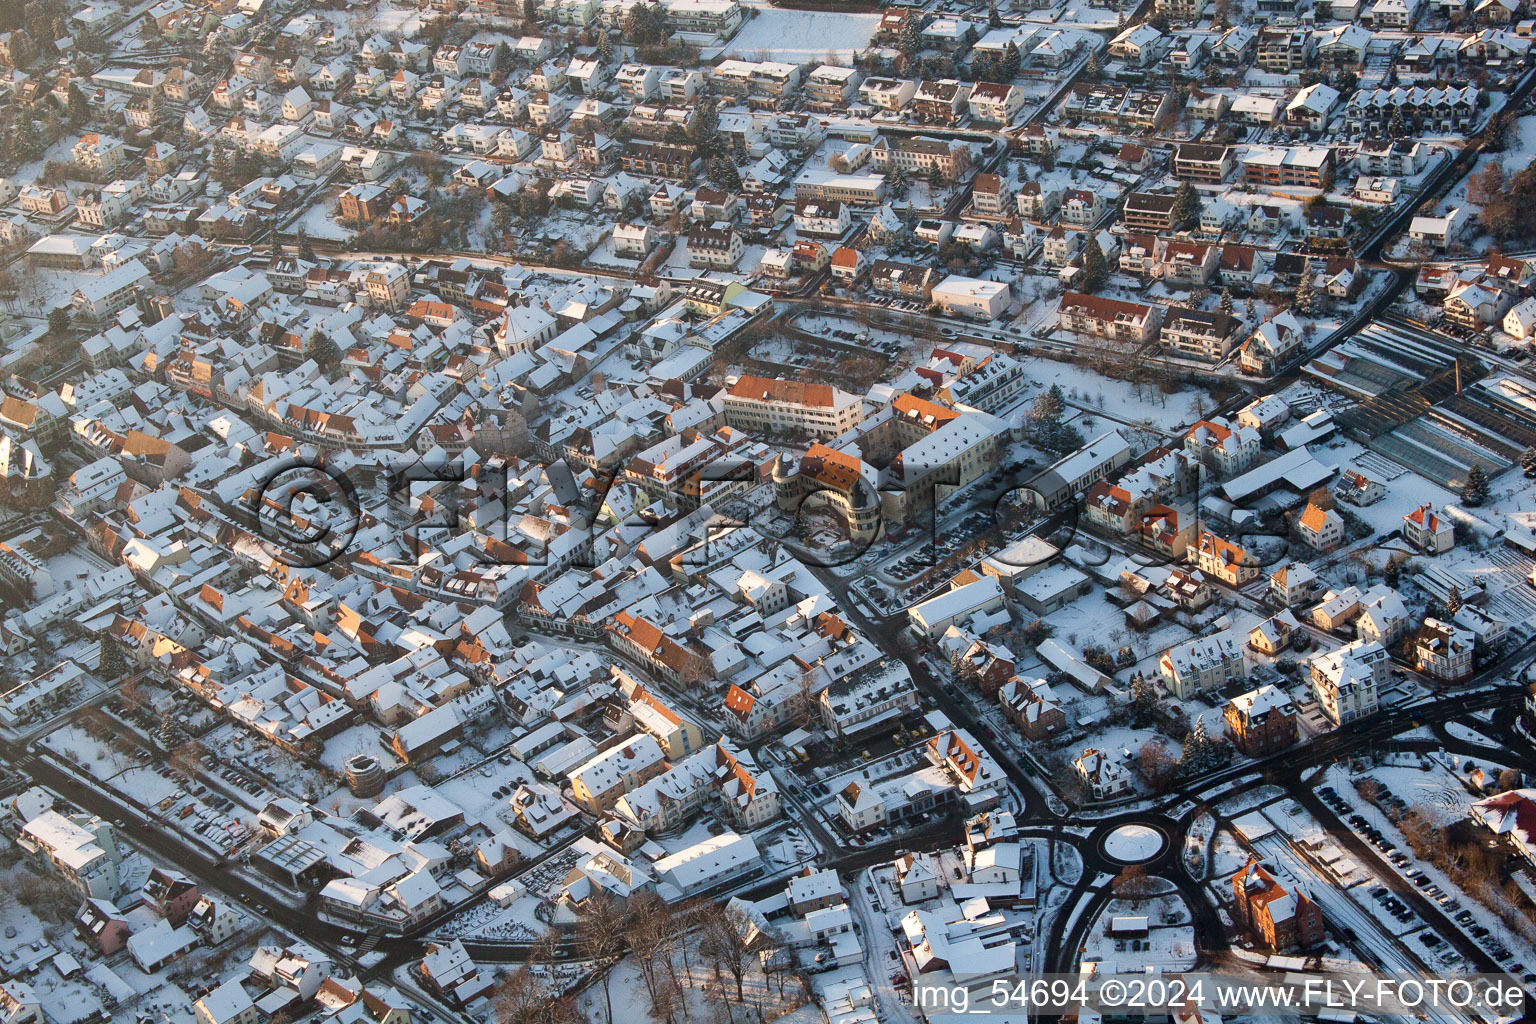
xmin=989 ymin=0 xmax=1002 ymax=28
xmin=688 ymin=95 xmax=719 ymax=153
xmin=707 ymin=155 xmax=740 ymax=190
xmin=898 ymin=18 xmax=921 ymax=59
xmin=523 ymin=0 xmax=539 ymax=25
xmin=211 ymin=141 xmax=232 ymax=181
xmin=1293 ymin=271 xmax=1316 ymax=316
xmin=1387 ymin=108 xmax=1408 ymax=139
xmin=1033 ymin=383 xmax=1066 ymax=422
xmin=1220 ymin=289 xmax=1235 ymax=317
xmin=1028 ymin=384 xmax=1069 ymax=448
xmin=1002 ymin=41 xmax=1022 ymax=79
xmin=1128 ymin=674 xmax=1159 ymax=725
xmin=98 ymin=636 xmax=126 ymax=680
xmin=66 ymin=82 xmax=90 ymax=126
xmin=47 ymin=307 xmax=69 ymax=335
xmin=1086 ymin=47 xmax=1102 ymax=80
xmin=307 ymin=333 xmax=341 ymax=370
xmin=1178 ymin=717 xmax=1225 ymax=776
xmin=1462 ymin=463 xmax=1489 ymax=506
xmin=596 ymin=32 xmax=614 ymax=65
xmin=1444 ymin=585 xmax=1463 ymax=616
xmin=1171 ymin=181 xmax=1201 ymax=230
xmin=1520 ymin=445 xmax=1536 ymax=472
xmin=158 ymin=710 xmax=186 ymax=750
xmin=1082 ymin=234 xmax=1108 ymax=292
xmin=1485 ymin=110 xmax=1513 ymax=153
xmin=8 ymin=115 xmax=41 ymax=163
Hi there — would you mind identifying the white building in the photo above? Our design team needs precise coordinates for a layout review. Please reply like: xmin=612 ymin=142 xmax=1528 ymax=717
xmin=653 ymin=832 xmax=761 ymax=899
xmin=931 ymin=276 xmax=1010 ymax=320
xmin=1074 ymin=748 xmax=1131 ymax=800
xmin=1309 ymin=639 xmax=1388 ymax=725
xmin=19 ymin=810 xmax=120 ymax=899
xmin=1159 ymin=634 xmax=1246 ymax=700
xmin=908 ymin=576 xmax=1006 ymax=640
xmin=1403 ymin=503 xmax=1454 ymax=554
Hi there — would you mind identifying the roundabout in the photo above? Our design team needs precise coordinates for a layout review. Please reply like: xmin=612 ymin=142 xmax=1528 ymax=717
xmin=1102 ymin=823 xmax=1167 ymax=865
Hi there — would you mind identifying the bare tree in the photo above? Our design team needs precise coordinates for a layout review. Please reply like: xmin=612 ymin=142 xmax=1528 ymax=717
xmin=1137 ymin=740 xmax=1177 ymax=792
xmin=577 ymin=892 xmax=627 ymax=1024
xmin=626 ymin=890 xmax=673 ymax=1003
xmin=491 ymin=967 xmax=546 ymax=1024
xmin=649 ymin=978 xmax=682 ymax=1024
xmin=698 ymin=901 xmax=753 ymax=1002
xmin=1113 ymin=864 xmax=1157 ymax=907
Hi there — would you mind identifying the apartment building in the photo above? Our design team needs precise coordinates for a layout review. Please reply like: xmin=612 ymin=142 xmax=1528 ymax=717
xmin=364 ymin=263 xmax=410 ymax=310
xmin=627 ymin=686 xmax=704 ymax=759
xmin=772 ymin=442 xmax=881 ymax=540
xmin=804 ymin=65 xmax=862 ymax=112
xmin=660 ymin=0 xmax=745 ymax=40
xmin=1185 ymin=418 xmax=1260 ymax=477
xmin=1057 ymin=292 xmax=1163 ymax=344
xmin=1255 ymin=28 xmax=1316 ymax=71
xmin=72 ymin=261 xmax=152 ymax=322
xmin=912 ymin=79 xmax=972 ymax=124
xmin=793 ymin=198 xmax=850 ymax=238
xmin=686 ymin=221 xmax=744 ymax=269
xmin=1310 ymin=638 xmax=1388 ymax=725
xmin=1242 ymin=146 xmax=1336 ymax=189
xmin=1173 ymin=143 xmax=1236 ymax=184
xmin=968 ymin=81 xmax=1025 ymax=124
xmin=1195 ymin=530 xmax=1260 ymax=586
xmin=1161 ymin=307 xmax=1239 ymax=363
xmin=1232 ymin=860 xmax=1325 ymax=951
xmin=869 ymin=259 xmax=938 ymax=301
xmin=820 ymin=659 xmax=920 ymax=738
xmin=568 ymin=735 xmax=668 ymax=812
xmin=858 ymin=76 xmax=915 ymax=110
xmin=19 ymin=810 xmax=121 ymax=899
xmin=723 ymin=375 xmax=865 ymax=438
xmin=71 ymin=133 xmax=128 ymax=176
xmin=869 ymin=136 xmax=966 ymax=179
xmin=999 ymin=677 xmax=1067 ymax=740
xmin=1224 ymin=685 xmax=1297 ymax=756
xmin=1159 ymin=634 xmax=1246 ymax=700
xmin=1412 ymin=618 xmax=1474 ymax=682
xmin=621 ymin=140 xmax=698 ymax=180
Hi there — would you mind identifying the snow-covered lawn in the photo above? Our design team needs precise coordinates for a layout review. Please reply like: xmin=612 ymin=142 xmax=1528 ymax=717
xmin=294 ymin=200 xmax=355 ymax=242
xmin=1081 ymin=890 xmax=1197 ymax=969
xmin=1105 ymin=824 xmax=1165 ymax=863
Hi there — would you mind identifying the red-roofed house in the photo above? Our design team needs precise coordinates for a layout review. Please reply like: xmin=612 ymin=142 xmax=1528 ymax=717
xmin=1472 ymin=789 xmax=1536 ymax=866
xmin=1231 ymin=859 xmax=1324 ymax=951
xmin=1296 ymin=502 xmax=1344 ymax=552
xmin=1403 ymin=503 xmax=1454 ymax=554
xmin=1196 ymin=530 xmax=1260 ymax=586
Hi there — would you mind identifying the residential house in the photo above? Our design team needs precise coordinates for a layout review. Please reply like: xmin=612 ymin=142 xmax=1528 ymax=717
xmin=1224 ymin=685 xmax=1297 ymax=756
xmin=1231 ymin=859 xmax=1325 ymax=951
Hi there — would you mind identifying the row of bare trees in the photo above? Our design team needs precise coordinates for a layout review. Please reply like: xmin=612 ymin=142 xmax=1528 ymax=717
xmin=496 ymin=894 xmax=802 ymax=1024
xmin=1356 ymin=779 xmax=1536 ymax=947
